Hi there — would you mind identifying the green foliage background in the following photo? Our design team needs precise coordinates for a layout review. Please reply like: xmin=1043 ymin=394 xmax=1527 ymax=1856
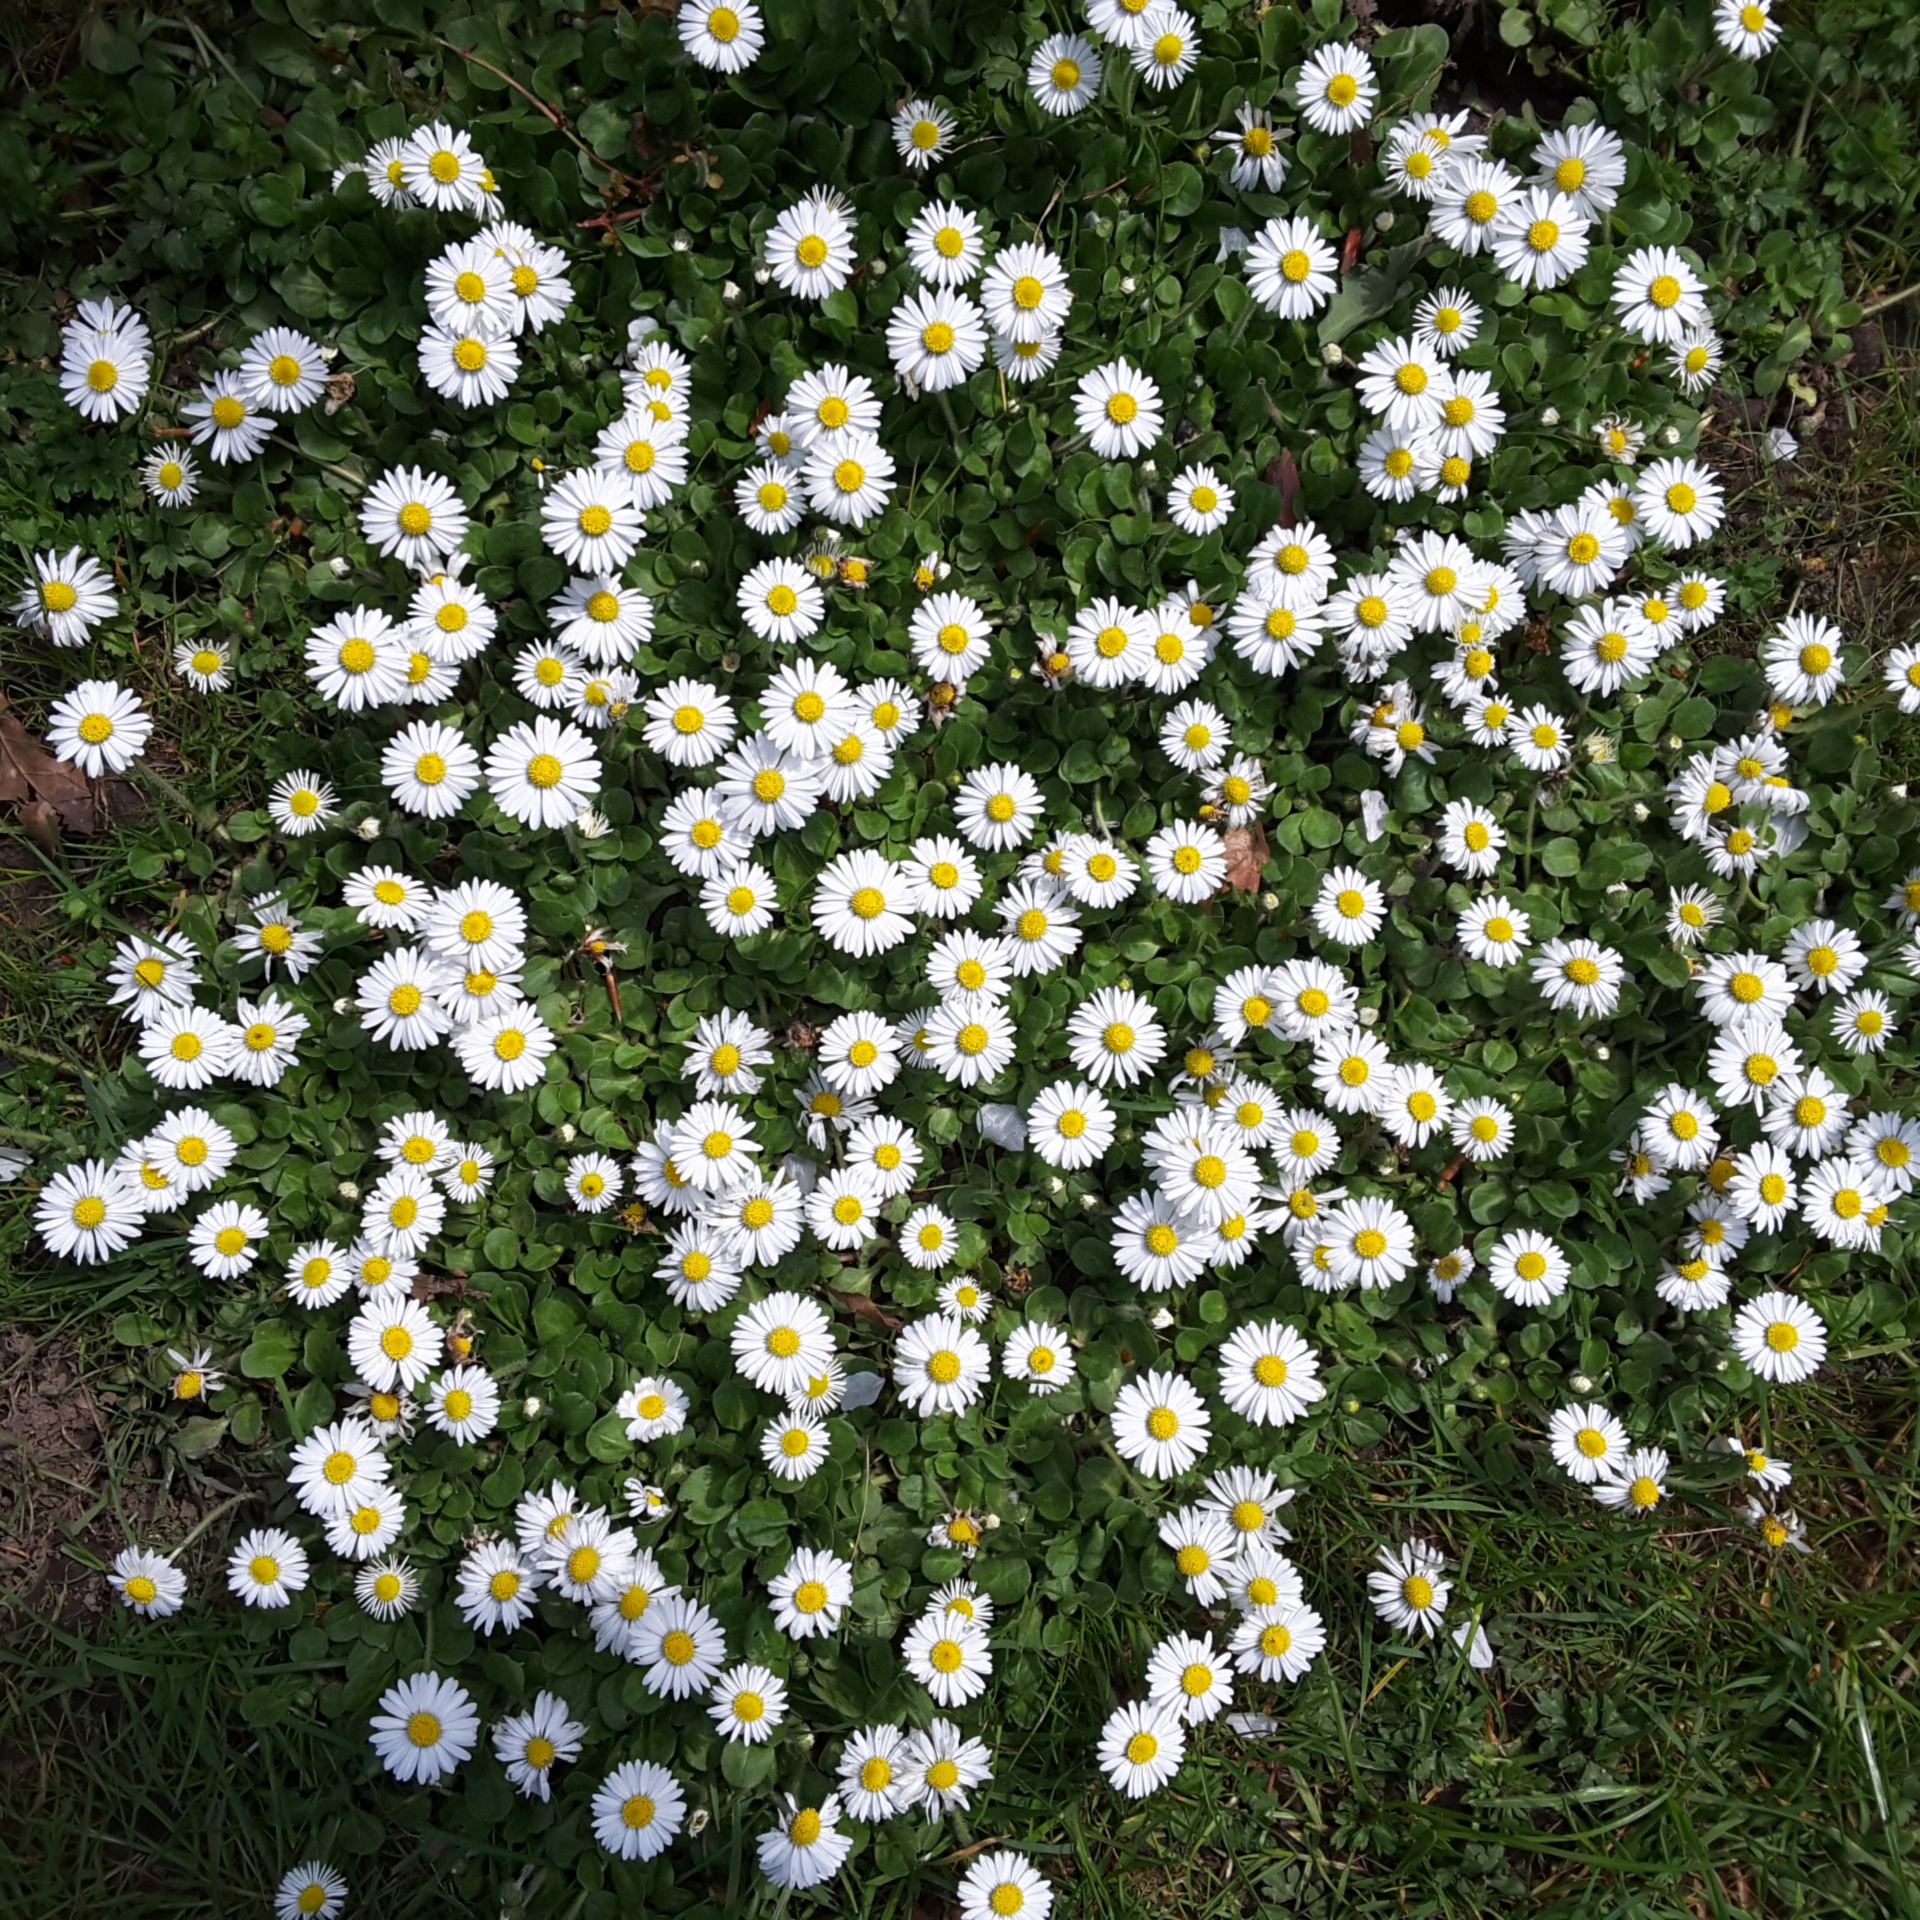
xmin=1 ymin=1 xmax=1919 ymax=1916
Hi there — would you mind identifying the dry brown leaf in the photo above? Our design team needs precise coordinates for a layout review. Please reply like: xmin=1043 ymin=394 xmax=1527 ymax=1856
xmin=1223 ymin=823 xmax=1269 ymax=891
xmin=828 ymin=1288 xmax=904 ymax=1332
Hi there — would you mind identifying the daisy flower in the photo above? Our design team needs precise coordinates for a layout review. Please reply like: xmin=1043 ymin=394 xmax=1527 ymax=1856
xmin=110 ymin=1547 xmax=186 ymax=1619
xmin=1732 ymin=1291 xmax=1827 ymax=1384
xmin=981 ymin=241 xmax=1072 ymax=343
xmin=1531 ymin=938 xmax=1626 ymax=1019
xmin=1028 ymin=33 xmax=1101 ymax=115
xmin=1490 ymin=187 xmax=1589 ymax=289
xmin=493 ymin=1692 xmax=586 ymax=1803
xmin=765 ymin=188 xmax=857 ymax=301
xmin=45 ymin=680 xmax=152 ymax=779
xmin=1144 ymin=1629 xmax=1233 ymax=1724
xmin=1097 ymin=1702 xmax=1186 ymax=1799
xmin=1593 ymin=1448 xmax=1670 ymax=1515
xmin=226 ymin=1528 xmax=308 ymax=1608
xmin=905 ymin=199 xmax=986 ymax=287
xmin=758 ymin=1795 xmax=853 ymax=1890
xmin=680 ymin=0 xmax=764 ymax=70
xmin=1216 ymin=102 xmax=1287 ymax=191
xmin=1368 ymin=1540 xmax=1450 ymax=1637
xmin=183 ymin=375 xmax=275 ymax=462
xmin=769 ymin=1546 xmax=852 ymax=1640
xmin=1714 ymin=0 xmax=1782 ymax=58
xmin=368 ymin=1672 xmax=479 ymax=1785
xmin=541 ymin=468 xmax=643 ymax=572
xmin=1295 ymin=40 xmax=1376 ymax=134
xmin=273 ymin=1864 xmax=347 ymax=1920
xmin=59 ymin=298 xmax=151 ymax=422
xmin=591 ymin=1759 xmax=686 ymax=1862
xmin=1004 ymin=1320 xmax=1074 ymax=1392
xmin=1111 ymin=1368 xmax=1210 ymax=1480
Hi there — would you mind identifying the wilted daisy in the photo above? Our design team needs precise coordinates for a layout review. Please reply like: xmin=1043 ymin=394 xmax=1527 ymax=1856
xmin=1215 ymin=101 xmax=1287 ymax=191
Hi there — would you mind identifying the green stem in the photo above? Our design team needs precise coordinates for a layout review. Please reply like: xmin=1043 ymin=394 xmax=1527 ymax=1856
xmin=169 ymin=1491 xmax=254 ymax=1558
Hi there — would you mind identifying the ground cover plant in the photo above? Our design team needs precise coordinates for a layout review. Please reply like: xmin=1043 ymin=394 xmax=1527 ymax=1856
xmin=2 ymin=0 xmax=1920 ymax=1915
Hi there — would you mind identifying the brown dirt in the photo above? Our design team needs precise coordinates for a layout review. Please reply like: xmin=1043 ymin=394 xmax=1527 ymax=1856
xmin=0 ymin=1328 xmax=175 ymax=1630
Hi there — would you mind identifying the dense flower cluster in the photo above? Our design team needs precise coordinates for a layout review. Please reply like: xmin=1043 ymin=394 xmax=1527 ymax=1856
xmin=18 ymin=0 xmax=1906 ymax=1906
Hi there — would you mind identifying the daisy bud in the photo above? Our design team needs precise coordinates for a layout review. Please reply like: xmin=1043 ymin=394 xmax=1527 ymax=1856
xmin=1261 ymin=892 xmax=1279 ymax=909
xmin=1048 ymin=1177 xmax=1065 ymax=1194
xmin=1569 ymin=1374 xmax=1595 ymax=1394
xmin=1632 ymin=803 xmax=1649 ymax=821
xmin=722 ymin=281 xmax=742 ymax=303
xmin=1357 ymin=1006 xmax=1379 ymax=1027
xmin=1376 ymin=209 xmax=1395 ymax=230
xmin=1151 ymin=1307 xmax=1174 ymax=1329
xmin=1663 ymin=424 xmax=1684 ymax=446
xmin=1344 ymin=1397 xmax=1362 ymax=1414
xmin=1540 ymin=407 xmax=1560 ymax=425
xmin=754 ymin=266 xmax=771 ymax=284
xmin=869 ymin=259 xmax=887 ymax=276
xmin=671 ymin=234 xmax=690 ymax=252
xmin=337 ymin=1180 xmax=360 ymax=1201
xmin=688 ymin=559 xmax=707 ymax=577
xmin=1893 ymin=784 xmax=1909 ymax=800
xmin=1321 ymin=343 xmax=1346 ymax=368
xmin=558 ymin=1124 xmax=576 ymax=1144
xmin=688 ymin=1809 xmax=712 ymax=1837
xmin=357 ymin=816 xmax=383 ymax=840
xmin=1667 ymin=734 xmax=1684 ymax=751
xmin=332 ymin=997 xmax=353 ymax=1015
xmin=1593 ymin=1045 xmax=1610 ymax=1061
xmin=1121 ymin=275 xmax=1137 ymax=294
xmin=329 ymin=555 xmax=352 ymax=577
xmin=522 ymin=1396 xmax=542 ymax=1418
